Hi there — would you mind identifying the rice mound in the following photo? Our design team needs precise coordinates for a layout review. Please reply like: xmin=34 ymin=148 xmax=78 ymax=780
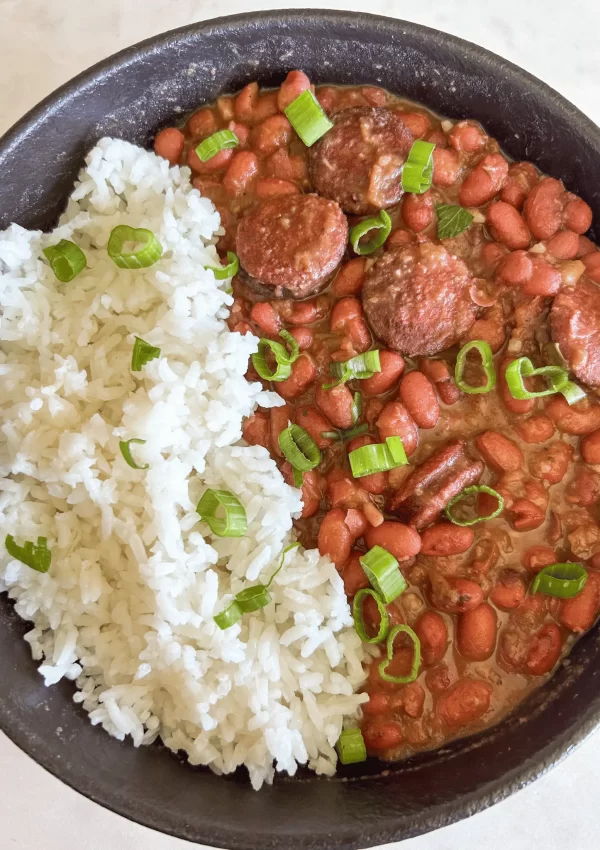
xmin=0 ymin=138 xmax=366 ymax=789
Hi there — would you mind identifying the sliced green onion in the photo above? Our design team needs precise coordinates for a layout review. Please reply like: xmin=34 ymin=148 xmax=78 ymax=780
xmin=131 ymin=337 xmax=161 ymax=372
xmin=359 ymin=546 xmax=406 ymax=604
xmin=205 ymin=251 xmax=239 ymax=280
xmin=251 ymin=330 xmax=300 ymax=381
xmin=349 ymin=436 xmax=407 ymax=478
xmin=504 ymin=357 xmax=586 ymax=406
xmin=324 ymin=351 xmax=382 ymax=389
xmin=266 ymin=542 xmax=301 ymax=588
xmin=322 ymin=423 xmax=371 ymax=442
xmin=119 ymin=438 xmax=149 ymax=470
xmin=436 ymin=204 xmax=474 ymax=240
xmin=455 ymin=340 xmax=496 ymax=394
xmin=531 ymin=563 xmax=587 ymax=599
xmin=350 ymin=210 xmax=392 ymax=256
xmin=235 ymin=584 xmax=272 ymax=612
xmin=378 ymin=624 xmax=421 ymax=684
xmin=445 ymin=484 xmax=504 ymax=526
xmin=351 ymin=392 xmax=363 ymax=426
xmin=284 ymin=90 xmax=333 ymax=147
xmin=197 ymin=489 xmax=247 ymax=537
xmin=401 ymin=140 xmax=435 ymax=194
xmin=196 ymin=129 xmax=239 ymax=162
xmin=278 ymin=425 xmax=321 ymax=471
xmin=214 ymin=601 xmax=243 ymax=630
xmin=42 ymin=240 xmax=86 ymax=283
xmin=5 ymin=534 xmax=51 ymax=573
xmin=292 ymin=467 xmax=304 ymax=488
xmin=336 ymin=727 xmax=367 ymax=765
xmin=352 ymin=588 xmax=390 ymax=644
xmin=108 ymin=225 xmax=163 ymax=269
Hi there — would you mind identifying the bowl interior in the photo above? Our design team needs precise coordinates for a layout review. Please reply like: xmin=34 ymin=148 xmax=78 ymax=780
xmin=1 ymin=10 xmax=600 ymax=850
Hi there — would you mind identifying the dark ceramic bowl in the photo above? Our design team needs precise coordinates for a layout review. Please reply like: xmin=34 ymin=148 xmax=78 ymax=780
xmin=1 ymin=9 xmax=600 ymax=849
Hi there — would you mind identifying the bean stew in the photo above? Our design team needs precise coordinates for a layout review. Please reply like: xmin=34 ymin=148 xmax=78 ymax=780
xmin=155 ymin=72 xmax=600 ymax=762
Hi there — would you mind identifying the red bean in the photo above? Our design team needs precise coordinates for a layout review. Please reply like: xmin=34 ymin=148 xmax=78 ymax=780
xmin=341 ymin=550 xmax=370 ymax=597
xmin=270 ymin=405 xmax=293 ymax=456
xmin=486 ymin=201 xmax=530 ymax=249
xmin=458 ymin=154 xmax=509 ymax=207
xmin=344 ymin=508 xmax=369 ymax=541
xmin=523 ymin=177 xmax=563 ymax=240
xmin=330 ymin=298 xmax=371 ymax=353
xmin=364 ymin=521 xmax=422 ymax=562
xmin=426 ymin=664 xmax=453 ymax=694
xmin=242 ymin=411 xmax=270 ymax=449
xmin=281 ymin=463 xmax=320 ymax=517
xmin=431 ymin=577 xmax=483 ymax=614
xmin=528 ymin=441 xmax=573 ymax=485
xmin=361 ymin=86 xmax=388 ymax=107
xmin=316 ymin=86 xmax=338 ymax=114
xmin=376 ymin=402 xmax=419 ymax=456
xmin=449 ymin=120 xmax=487 ymax=153
xmin=277 ymin=70 xmax=311 ymax=111
xmin=295 ymin=405 xmax=335 ymax=450
xmin=362 ymin=691 xmax=391 ymax=717
xmin=402 ymin=191 xmax=434 ymax=232
xmin=564 ymin=197 xmax=593 ymax=234
xmin=153 ymin=128 xmax=185 ymax=165
xmin=581 ymin=429 xmax=600 ymax=464
xmin=545 ymin=229 xmax=580 ymax=259
xmin=222 ymin=151 xmax=259 ymax=197
xmin=522 ymin=257 xmax=561 ymax=297
xmin=510 ymin=499 xmax=546 ymax=532
xmin=500 ymin=162 xmax=538 ymax=209
xmin=216 ymin=96 xmax=235 ymax=122
xmin=253 ymin=92 xmax=280 ymax=123
xmin=315 ymin=382 xmax=355 ymax=429
xmin=471 ymin=537 xmax=500 ymax=576
xmin=347 ymin=435 xmax=388 ymax=495
xmin=400 ymin=111 xmax=431 ymax=139
xmin=432 ymin=148 xmax=461 ymax=187
xmin=526 ymin=623 xmax=563 ymax=675
xmin=522 ymin=546 xmax=557 ymax=573
xmin=546 ymin=396 xmax=600 ymax=436
xmin=251 ymin=115 xmax=293 ymax=157
xmin=250 ymin=301 xmax=281 ymax=335
xmin=476 ymin=431 xmax=524 ymax=472
xmin=420 ymin=524 xmax=474 ymax=556
xmin=187 ymin=108 xmax=218 ymax=138
xmin=566 ymin=466 xmax=600 ymax=506
xmin=498 ymin=250 xmax=533 ymax=286
xmin=415 ymin=610 xmax=448 ymax=666
xmin=361 ymin=351 xmax=405 ymax=396
xmin=362 ymin=719 xmax=404 ymax=752
xmin=265 ymin=148 xmax=307 ymax=182
xmin=489 ymin=570 xmax=526 ymax=610
xmin=390 ymin=682 xmax=426 ymax=718
xmin=498 ymin=357 xmax=535 ymax=415
xmin=436 ymin=679 xmax=493 ymax=727
xmin=228 ymin=120 xmax=250 ymax=147
xmin=332 ymin=258 xmax=367 ymax=298
xmin=419 ymin=359 xmax=461 ymax=405
xmin=318 ymin=508 xmax=353 ymax=567
xmin=457 ymin=603 xmax=497 ymax=661
xmin=234 ymin=84 xmax=259 ymax=123
xmin=187 ymin=146 xmax=233 ymax=174
xmin=283 ymin=297 xmax=328 ymax=325
xmin=560 ymin=571 xmax=600 ymax=632
xmin=398 ymin=372 xmax=439 ymax=429
xmin=515 ymin=414 xmax=555 ymax=444
xmin=277 ymin=353 xmax=317 ymax=400
xmin=255 ymin=178 xmax=300 ymax=197
xmin=288 ymin=326 xmax=313 ymax=351
xmin=583 ymin=252 xmax=600 ymax=284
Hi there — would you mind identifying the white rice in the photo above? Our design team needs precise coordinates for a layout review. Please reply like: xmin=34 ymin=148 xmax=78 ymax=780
xmin=0 ymin=138 xmax=367 ymax=789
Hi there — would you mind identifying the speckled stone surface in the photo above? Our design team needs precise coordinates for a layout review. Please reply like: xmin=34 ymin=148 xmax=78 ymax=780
xmin=1 ymin=2 xmax=600 ymax=849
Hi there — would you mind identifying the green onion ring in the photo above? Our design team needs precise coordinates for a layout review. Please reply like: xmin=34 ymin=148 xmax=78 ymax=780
xmin=196 ymin=489 xmax=248 ymax=538
xmin=352 ymin=588 xmax=390 ymax=644
xmin=213 ymin=601 xmax=243 ymax=630
xmin=351 ymin=392 xmax=363 ymax=426
xmin=350 ymin=210 xmax=392 ymax=256
xmin=323 ymin=351 xmax=382 ymax=389
xmin=359 ymin=546 xmax=407 ymax=604
xmin=445 ymin=484 xmax=504 ymax=526
xmin=455 ymin=340 xmax=496 ymax=394
xmin=5 ymin=534 xmax=51 ymax=573
xmin=336 ymin=727 xmax=367 ymax=765
xmin=251 ymin=330 xmax=299 ymax=381
xmin=205 ymin=251 xmax=240 ymax=280
xmin=349 ymin=436 xmax=407 ymax=478
xmin=42 ymin=240 xmax=86 ymax=283
xmin=107 ymin=225 xmax=163 ymax=269
xmin=131 ymin=337 xmax=161 ymax=372
xmin=278 ymin=425 xmax=321 ymax=471
xmin=284 ymin=90 xmax=333 ymax=147
xmin=378 ymin=624 xmax=421 ymax=684
xmin=401 ymin=140 xmax=435 ymax=194
xmin=119 ymin=438 xmax=149 ymax=470
xmin=505 ymin=357 xmax=586 ymax=406
xmin=196 ymin=129 xmax=239 ymax=162
xmin=531 ymin=563 xmax=588 ymax=599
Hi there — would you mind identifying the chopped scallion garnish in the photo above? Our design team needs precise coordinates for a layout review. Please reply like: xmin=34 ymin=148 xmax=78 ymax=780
xmin=107 ymin=225 xmax=163 ymax=269
xmin=360 ymin=546 xmax=407 ymax=604
xmin=195 ymin=129 xmax=239 ymax=162
xmin=197 ymin=489 xmax=247 ymax=538
xmin=131 ymin=337 xmax=161 ymax=372
xmin=336 ymin=727 xmax=367 ymax=765
xmin=323 ymin=350 xmax=381 ymax=389
xmin=119 ymin=439 xmax=149 ymax=470
xmin=352 ymin=588 xmax=390 ymax=643
xmin=455 ymin=340 xmax=496 ymax=394
xmin=531 ymin=563 xmax=587 ymax=599
xmin=252 ymin=331 xmax=300 ymax=381
xmin=401 ymin=140 xmax=435 ymax=194
xmin=378 ymin=624 xmax=421 ymax=684
xmin=278 ymin=425 xmax=321 ymax=472
xmin=42 ymin=240 xmax=86 ymax=283
xmin=205 ymin=251 xmax=239 ymax=280
xmin=5 ymin=534 xmax=51 ymax=573
xmin=348 ymin=436 xmax=407 ymax=478
xmin=350 ymin=210 xmax=392 ymax=256
xmin=504 ymin=357 xmax=585 ymax=406
xmin=284 ymin=90 xmax=333 ymax=147
xmin=445 ymin=484 xmax=504 ymax=526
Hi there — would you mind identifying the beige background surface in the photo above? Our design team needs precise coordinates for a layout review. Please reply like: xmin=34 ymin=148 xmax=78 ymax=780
xmin=1 ymin=1 xmax=600 ymax=848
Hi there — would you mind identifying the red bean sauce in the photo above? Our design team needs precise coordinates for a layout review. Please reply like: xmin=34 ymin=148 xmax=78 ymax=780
xmin=155 ymin=73 xmax=600 ymax=761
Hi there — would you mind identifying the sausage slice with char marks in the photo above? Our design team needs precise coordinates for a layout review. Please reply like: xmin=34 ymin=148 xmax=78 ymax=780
xmin=550 ymin=278 xmax=600 ymax=387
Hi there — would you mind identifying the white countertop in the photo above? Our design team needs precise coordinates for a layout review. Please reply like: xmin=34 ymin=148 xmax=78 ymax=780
xmin=1 ymin=1 xmax=600 ymax=848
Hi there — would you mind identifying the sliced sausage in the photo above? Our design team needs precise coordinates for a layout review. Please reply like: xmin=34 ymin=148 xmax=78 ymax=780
xmin=550 ymin=278 xmax=600 ymax=387
xmin=362 ymin=242 xmax=477 ymax=357
xmin=236 ymin=194 xmax=348 ymax=299
xmin=308 ymin=107 xmax=414 ymax=214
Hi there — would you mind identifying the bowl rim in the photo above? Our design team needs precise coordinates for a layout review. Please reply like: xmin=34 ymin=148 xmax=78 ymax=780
xmin=2 ymin=9 xmax=600 ymax=849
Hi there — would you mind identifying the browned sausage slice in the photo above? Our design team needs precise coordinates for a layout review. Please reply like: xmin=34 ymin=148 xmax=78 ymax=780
xmin=362 ymin=242 xmax=477 ymax=357
xmin=388 ymin=439 xmax=484 ymax=529
xmin=308 ymin=107 xmax=414 ymax=215
xmin=550 ymin=278 xmax=600 ymax=387
xmin=235 ymin=194 xmax=348 ymax=299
